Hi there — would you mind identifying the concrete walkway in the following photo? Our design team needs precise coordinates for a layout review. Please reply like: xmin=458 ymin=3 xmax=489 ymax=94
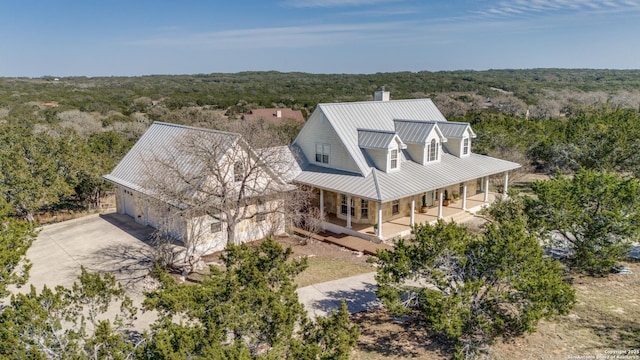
xmin=296 ymin=272 xmax=380 ymax=318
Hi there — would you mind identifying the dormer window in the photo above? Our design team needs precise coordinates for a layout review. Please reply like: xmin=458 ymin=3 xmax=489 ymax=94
xmin=315 ymin=143 xmax=330 ymax=164
xmin=390 ymin=149 xmax=398 ymax=170
xmin=428 ymin=139 xmax=439 ymax=162
xmin=463 ymin=138 xmax=469 ymax=155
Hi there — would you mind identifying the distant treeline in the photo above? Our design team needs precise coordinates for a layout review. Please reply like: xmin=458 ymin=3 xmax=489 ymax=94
xmin=1 ymin=69 xmax=640 ymax=220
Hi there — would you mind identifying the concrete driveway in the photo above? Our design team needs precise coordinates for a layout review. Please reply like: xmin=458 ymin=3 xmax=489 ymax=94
xmin=297 ymin=272 xmax=381 ymax=318
xmin=24 ymin=213 xmax=155 ymax=293
xmin=17 ymin=212 xmax=158 ymax=329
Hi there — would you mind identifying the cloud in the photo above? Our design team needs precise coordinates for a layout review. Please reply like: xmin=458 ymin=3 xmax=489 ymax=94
xmin=474 ymin=0 xmax=640 ymax=18
xmin=126 ymin=21 xmax=413 ymax=49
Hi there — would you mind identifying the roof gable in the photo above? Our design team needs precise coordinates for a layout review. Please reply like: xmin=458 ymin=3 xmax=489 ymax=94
xmin=358 ymin=129 xmax=405 ymax=150
xmin=438 ymin=121 xmax=476 ymax=139
xmin=310 ymin=98 xmax=448 ymax=176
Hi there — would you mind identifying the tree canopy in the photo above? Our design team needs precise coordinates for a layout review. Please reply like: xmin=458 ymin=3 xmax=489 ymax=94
xmin=376 ymin=216 xmax=575 ymax=358
xmin=525 ymin=169 xmax=640 ymax=275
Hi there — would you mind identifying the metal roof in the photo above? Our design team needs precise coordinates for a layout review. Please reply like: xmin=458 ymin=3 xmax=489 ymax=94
xmin=438 ymin=121 xmax=476 ymax=138
xmin=316 ymin=98 xmax=448 ymax=176
xmin=358 ymin=129 xmax=397 ymax=150
xmin=103 ymin=122 xmax=240 ymax=194
xmin=393 ymin=119 xmax=438 ymax=144
xmin=294 ymin=152 xmax=520 ymax=202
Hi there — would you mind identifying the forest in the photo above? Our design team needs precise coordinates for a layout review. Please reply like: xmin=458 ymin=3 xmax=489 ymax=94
xmin=2 ymin=69 xmax=640 ymax=358
xmin=2 ymin=68 xmax=640 ymax=219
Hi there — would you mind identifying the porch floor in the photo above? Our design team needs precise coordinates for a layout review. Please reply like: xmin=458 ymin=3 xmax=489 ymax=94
xmin=324 ymin=192 xmax=497 ymax=242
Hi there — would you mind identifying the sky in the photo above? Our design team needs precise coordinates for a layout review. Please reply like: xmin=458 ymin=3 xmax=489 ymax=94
xmin=1 ymin=0 xmax=639 ymax=77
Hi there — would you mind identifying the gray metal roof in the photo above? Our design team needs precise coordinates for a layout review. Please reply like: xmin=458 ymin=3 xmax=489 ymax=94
xmin=358 ymin=129 xmax=397 ymax=150
xmin=103 ymin=122 xmax=240 ymax=194
xmin=393 ymin=119 xmax=438 ymax=144
xmin=316 ymin=98 xmax=448 ymax=176
xmin=294 ymin=152 xmax=520 ymax=202
xmin=438 ymin=121 xmax=476 ymax=138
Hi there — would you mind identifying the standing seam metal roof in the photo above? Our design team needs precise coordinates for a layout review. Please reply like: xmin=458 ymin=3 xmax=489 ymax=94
xmin=393 ymin=119 xmax=438 ymax=144
xmin=294 ymin=153 xmax=520 ymax=202
xmin=358 ymin=129 xmax=398 ymax=150
xmin=318 ymin=99 xmax=448 ymax=176
xmin=103 ymin=122 xmax=240 ymax=193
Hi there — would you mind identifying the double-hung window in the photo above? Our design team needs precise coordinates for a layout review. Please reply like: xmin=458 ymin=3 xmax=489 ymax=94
xmin=361 ymin=199 xmax=368 ymax=219
xmin=341 ymin=194 xmax=348 ymax=215
xmin=392 ymin=200 xmax=400 ymax=215
xmin=315 ymin=143 xmax=330 ymax=164
xmin=390 ymin=149 xmax=398 ymax=170
xmin=463 ymin=138 xmax=469 ymax=155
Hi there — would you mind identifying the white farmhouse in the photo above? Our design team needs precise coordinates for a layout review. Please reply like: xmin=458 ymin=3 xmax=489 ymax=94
xmin=290 ymin=90 xmax=520 ymax=241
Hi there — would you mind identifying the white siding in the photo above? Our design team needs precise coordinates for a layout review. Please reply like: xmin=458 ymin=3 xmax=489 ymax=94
xmin=405 ymin=144 xmax=425 ymax=164
xmin=445 ymin=138 xmax=462 ymax=157
xmin=294 ymin=111 xmax=360 ymax=173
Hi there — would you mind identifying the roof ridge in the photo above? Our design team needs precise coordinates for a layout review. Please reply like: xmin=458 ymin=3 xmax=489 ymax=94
xmin=151 ymin=121 xmax=241 ymax=137
xmin=319 ymin=98 xmax=433 ymax=106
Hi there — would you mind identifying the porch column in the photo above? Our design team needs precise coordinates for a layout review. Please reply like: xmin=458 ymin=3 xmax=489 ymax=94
xmin=410 ymin=195 xmax=415 ymax=227
xmin=346 ymin=195 xmax=352 ymax=229
xmin=504 ymin=171 xmax=509 ymax=197
xmin=377 ymin=201 xmax=383 ymax=239
xmin=438 ymin=189 xmax=444 ymax=219
xmin=484 ymin=177 xmax=490 ymax=202
xmin=462 ymin=183 xmax=468 ymax=211
xmin=319 ymin=189 xmax=325 ymax=230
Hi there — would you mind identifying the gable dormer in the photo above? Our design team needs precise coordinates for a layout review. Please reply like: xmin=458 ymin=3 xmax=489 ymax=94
xmin=394 ymin=119 xmax=447 ymax=165
xmin=438 ymin=122 xmax=476 ymax=158
xmin=358 ymin=129 xmax=405 ymax=173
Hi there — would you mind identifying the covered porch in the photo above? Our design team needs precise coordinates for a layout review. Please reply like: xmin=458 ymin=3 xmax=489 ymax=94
xmin=322 ymin=192 xmax=498 ymax=242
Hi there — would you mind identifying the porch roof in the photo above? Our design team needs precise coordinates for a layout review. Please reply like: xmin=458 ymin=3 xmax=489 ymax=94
xmin=294 ymin=152 xmax=520 ymax=202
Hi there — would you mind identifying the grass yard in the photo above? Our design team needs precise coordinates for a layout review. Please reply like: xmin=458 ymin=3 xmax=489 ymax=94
xmin=295 ymin=256 xmax=375 ymax=288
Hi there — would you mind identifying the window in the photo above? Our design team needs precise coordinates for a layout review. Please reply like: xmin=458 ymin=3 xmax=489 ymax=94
xmin=428 ymin=139 xmax=439 ymax=162
xmin=392 ymin=200 xmax=400 ymax=215
xmin=234 ymin=161 xmax=244 ymax=182
xmin=463 ymin=138 xmax=469 ymax=155
xmin=256 ymin=198 xmax=265 ymax=222
xmin=360 ymin=199 xmax=368 ymax=219
xmin=390 ymin=149 xmax=398 ymax=169
xmin=340 ymin=195 xmax=354 ymax=216
xmin=350 ymin=198 xmax=355 ymax=217
xmin=211 ymin=221 xmax=221 ymax=233
xmin=341 ymin=194 xmax=348 ymax=215
xmin=315 ymin=143 xmax=330 ymax=164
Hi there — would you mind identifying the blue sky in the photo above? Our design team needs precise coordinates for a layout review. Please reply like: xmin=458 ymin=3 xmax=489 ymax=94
xmin=1 ymin=0 xmax=639 ymax=77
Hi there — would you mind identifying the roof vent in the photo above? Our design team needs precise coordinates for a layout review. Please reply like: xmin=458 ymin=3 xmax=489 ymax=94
xmin=374 ymin=87 xmax=390 ymax=101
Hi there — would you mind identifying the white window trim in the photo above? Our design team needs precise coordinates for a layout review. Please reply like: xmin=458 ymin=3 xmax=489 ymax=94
xmin=315 ymin=143 xmax=330 ymax=164
xmin=462 ymin=138 xmax=470 ymax=156
xmin=389 ymin=149 xmax=399 ymax=171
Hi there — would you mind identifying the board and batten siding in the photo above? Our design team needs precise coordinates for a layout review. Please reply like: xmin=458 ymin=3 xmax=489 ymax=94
xmin=295 ymin=111 xmax=360 ymax=173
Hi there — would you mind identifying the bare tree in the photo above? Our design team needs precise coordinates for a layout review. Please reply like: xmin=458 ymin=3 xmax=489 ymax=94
xmin=141 ymin=121 xmax=309 ymax=267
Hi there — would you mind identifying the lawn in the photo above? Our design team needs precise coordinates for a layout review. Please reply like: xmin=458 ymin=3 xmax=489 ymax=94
xmin=295 ymin=256 xmax=374 ymax=288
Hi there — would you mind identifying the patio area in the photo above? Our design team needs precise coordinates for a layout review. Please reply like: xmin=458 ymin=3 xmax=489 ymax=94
xmin=323 ymin=192 xmax=498 ymax=242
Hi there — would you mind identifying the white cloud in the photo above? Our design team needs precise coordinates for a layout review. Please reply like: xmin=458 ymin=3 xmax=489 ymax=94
xmin=475 ymin=0 xmax=640 ymax=18
xmin=126 ymin=21 xmax=413 ymax=49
